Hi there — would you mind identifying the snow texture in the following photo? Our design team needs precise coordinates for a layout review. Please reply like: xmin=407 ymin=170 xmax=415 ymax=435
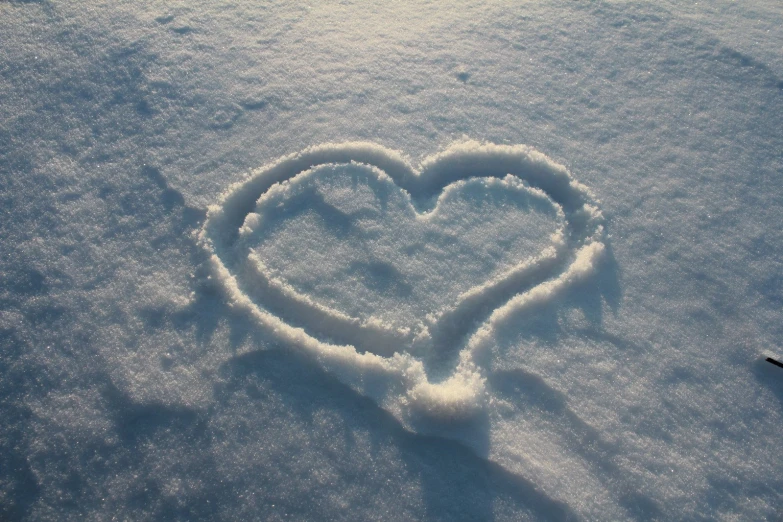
xmin=2 ymin=0 xmax=783 ymax=520
xmin=202 ymin=141 xmax=604 ymax=428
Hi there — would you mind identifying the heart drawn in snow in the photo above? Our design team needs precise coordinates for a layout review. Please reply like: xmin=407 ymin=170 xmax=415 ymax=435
xmin=201 ymin=141 xmax=605 ymax=424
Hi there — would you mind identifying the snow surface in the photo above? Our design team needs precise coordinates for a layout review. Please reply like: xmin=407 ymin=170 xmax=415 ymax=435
xmin=2 ymin=0 xmax=783 ymax=520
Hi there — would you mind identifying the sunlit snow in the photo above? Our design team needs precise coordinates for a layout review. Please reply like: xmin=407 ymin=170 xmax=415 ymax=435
xmin=2 ymin=1 xmax=783 ymax=520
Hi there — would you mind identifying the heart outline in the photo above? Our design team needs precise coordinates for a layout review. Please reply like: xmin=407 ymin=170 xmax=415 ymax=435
xmin=240 ymin=166 xmax=567 ymax=360
xmin=200 ymin=140 xmax=604 ymax=424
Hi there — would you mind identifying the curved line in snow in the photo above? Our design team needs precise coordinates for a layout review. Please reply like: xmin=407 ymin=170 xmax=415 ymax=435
xmin=200 ymin=140 xmax=605 ymax=424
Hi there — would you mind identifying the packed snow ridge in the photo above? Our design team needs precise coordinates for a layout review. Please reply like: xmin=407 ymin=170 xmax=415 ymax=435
xmin=200 ymin=140 xmax=605 ymax=427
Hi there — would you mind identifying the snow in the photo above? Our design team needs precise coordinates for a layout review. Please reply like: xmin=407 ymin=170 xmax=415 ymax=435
xmin=2 ymin=0 xmax=783 ymax=520
xmin=201 ymin=141 xmax=604 ymax=429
